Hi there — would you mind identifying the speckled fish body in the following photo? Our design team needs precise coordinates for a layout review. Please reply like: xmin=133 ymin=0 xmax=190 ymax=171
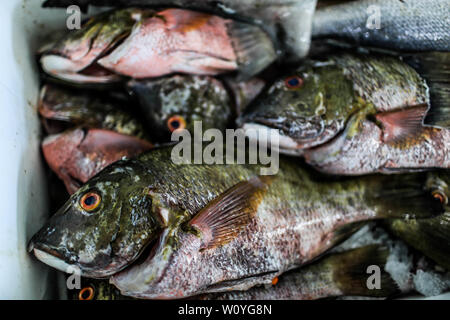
xmin=39 ymin=84 xmax=148 ymax=139
xmin=95 ymin=150 xmax=444 ymax=299
xmin=240 ymin=53 xmax=450 ymax=175
xmin=202 ymin=244 xmax=400 ymax=300
xmin=40 ymin=7 xmax=277 ymax=83
xmin=28 ymin=145 xmax=447 ymax=288
xmin=127 ymin=75 xmax=233 ymax=144
xmin=42 ymin=0 xmax=317 ymax=61
xmin=312 ymin=0 xmax=450 ymax=52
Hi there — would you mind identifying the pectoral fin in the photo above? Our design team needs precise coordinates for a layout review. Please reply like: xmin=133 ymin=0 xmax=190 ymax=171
xmin=189 ymin=176 xmax=272 ymax=250
xmin=375 ymin=105 xmax=428 ymax=144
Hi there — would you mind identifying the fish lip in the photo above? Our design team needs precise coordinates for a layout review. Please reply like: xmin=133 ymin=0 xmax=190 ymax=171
xmin=40 ymin=55 xmax=121 ymax=84
xmin=241 ymin=122 xmax=304 ymax=156
xmin=30 ymin=241 xmax=126 ymax=279
xmin=31 ymin=242 xmax=78 ymax=275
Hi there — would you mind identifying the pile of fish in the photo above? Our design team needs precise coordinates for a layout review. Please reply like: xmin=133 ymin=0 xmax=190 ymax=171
xmin=28 ymin=0 xmax=450 ymax=300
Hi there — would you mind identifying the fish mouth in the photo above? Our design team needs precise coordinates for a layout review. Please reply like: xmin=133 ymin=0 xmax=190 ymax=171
xmin=242 ymin=123 xmax=304 ymax=156
xmin=41 ymin=55 xmax=122 ymax=84
xmin=33 ymin=248 xmax=76 ymax=274
xmin=240 ymin=113 xmax=345 ymax=151
xmin=28 ymin=240 xmax=125 ymax=279
xmin=29 ymin=241 xmax=77 ymax=274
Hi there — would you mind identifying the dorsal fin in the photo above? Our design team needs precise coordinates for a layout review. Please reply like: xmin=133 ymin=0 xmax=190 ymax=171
xmin=189 ymin=176 xmax=272 ymax=250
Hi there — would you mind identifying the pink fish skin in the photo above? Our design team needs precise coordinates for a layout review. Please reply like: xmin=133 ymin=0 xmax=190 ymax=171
xmin=42 ymin=128 xmax=152 ymax=194
xmin=98 ymin=9 xmax=238 ymax=78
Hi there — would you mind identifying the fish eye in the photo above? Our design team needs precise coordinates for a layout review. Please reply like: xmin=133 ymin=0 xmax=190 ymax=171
xmin=284 ymin=75 xmax=303 ymax=90
xmin=78 ymin=286 xmax=95 ymax=300
xmin=167 ymin=115 xmax=186 ymax=132
xmin=432 ymin=190 xmax=448 ymax=205
xmin=80 ymin=191 xmax=101 ymax=212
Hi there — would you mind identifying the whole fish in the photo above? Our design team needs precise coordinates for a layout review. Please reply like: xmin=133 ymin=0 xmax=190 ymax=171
xmin=28 ymin=146 xmax=448 ymax=296
xmin=39 ymin=84 xmax=149 ymax=139
xmin=127 ymin=75 xmax=234 ymax=144
xmin=42 ymin=0 xmax=317 ymax=62
xmin=312 ymin=0 xmax=450 ymax=52
xmin=42 ymin=128 xmax=153 ymax=194
xmin=40 ymin=7 xmax=277 ymax=83
xmin=239 ymin=53 xmax=450 ymax=175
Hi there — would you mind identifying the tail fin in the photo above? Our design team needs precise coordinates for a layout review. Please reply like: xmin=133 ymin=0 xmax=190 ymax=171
xmin=366 ymin=173 xmax=446 ymax=219
xmin=262 ymin=0 xmax=317 ymax=61
xmin=227 ymin=21 xmax=277 ymax=80
xmin=386 ymin=212 xmax=450 ymax=270
xmin=329 ymin=245 xmax=400 ymax=298
xmin=403 ymin=52 xmax=450 ymax=129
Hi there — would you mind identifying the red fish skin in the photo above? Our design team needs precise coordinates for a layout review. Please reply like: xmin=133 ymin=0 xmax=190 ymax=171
xmin=42 ymin=128 xmax=153 ymax=194
xmin=98 ymin=9 xmax=238 ymax=78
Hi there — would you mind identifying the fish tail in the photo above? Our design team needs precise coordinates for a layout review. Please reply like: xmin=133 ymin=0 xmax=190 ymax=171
xmin=404 ymin=52 xmax=450 ymax=129
xmin=267 ymin=0 xmax=318 ymax=60
xmin=366 ymin=173 xmax=446 ymax=219
xmin=329 ymin=245 xmax=400 ymax=298
xmin=385 ymin=213 xmax=450 ymax=270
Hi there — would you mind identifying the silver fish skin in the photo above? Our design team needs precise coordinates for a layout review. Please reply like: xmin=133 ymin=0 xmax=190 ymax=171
xmin=312 ymin=0 xmax=450 ymax=51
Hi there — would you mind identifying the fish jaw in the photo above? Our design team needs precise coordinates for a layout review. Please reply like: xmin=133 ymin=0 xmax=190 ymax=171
xmin=32 ymin=248 xmax=76 ymax=274
xmin=30 ymin=244 xmax=127 ymax=279
xmin=241 ymin=123 xmax=304 ymax=156
xmin=40 ymin=55 xmax=122 ymax=83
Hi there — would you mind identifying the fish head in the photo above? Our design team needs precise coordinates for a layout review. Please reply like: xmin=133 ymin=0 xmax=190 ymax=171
xmin=239 ymin=61 xmax=356 ymax=153
xmin=38 ymin=85 xmax=111 ymax=126
xmin=40 ymin=8 xmax=148 ymax=83
xmin=28 ymin=160 xmax=164 ymax=278
xmin=128 ymin=76 xmax=232 ymax=144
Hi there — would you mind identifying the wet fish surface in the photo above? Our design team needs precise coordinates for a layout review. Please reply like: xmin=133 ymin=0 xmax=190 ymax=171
xmin=240 ymin=53 xmax=450 ymax=175
xmin=39 ymin=7 xmax=277 ymax=83
xmin=312 ymin=0 xmax=450 ymax=52
xmin=42 ymin=0 xmax=318 ymax=61
xmin=127 ymin=75 xmax=234 ymax=144
xmin=27 ymin=145 xmax=447 ymax=296
xmin=39 ymin=84 xmax=149 ymax=139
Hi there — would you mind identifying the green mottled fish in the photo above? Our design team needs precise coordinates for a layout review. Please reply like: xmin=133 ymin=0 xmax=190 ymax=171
xmin=239 ymin=52 xmax=450 ymax=175
xmin=127 ymin=75 xmax=265 ymax=144
xmin=28 ymin=146 xmax=447 ymax=298
xmin=39 ymin=84 xmax=148 ymax=139
xmin=127 ymin=75 xmax=234 ymax=144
